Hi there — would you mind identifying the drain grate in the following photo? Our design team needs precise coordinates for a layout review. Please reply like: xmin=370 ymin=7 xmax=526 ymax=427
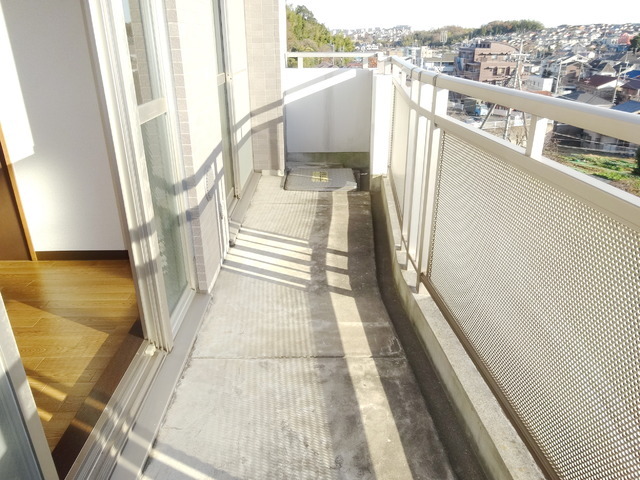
xmin=284 ymin=167 xmax=358 ymax=192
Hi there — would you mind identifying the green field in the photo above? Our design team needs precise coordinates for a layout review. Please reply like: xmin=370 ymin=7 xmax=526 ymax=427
xmin=551 ymin=153 xmax=640 ymax=197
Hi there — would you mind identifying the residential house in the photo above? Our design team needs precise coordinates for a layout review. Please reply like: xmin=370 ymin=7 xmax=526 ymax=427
xmin=539 ymin=53 xmax=588 ymax=91
xmin=525 ymin=74 xmax=554 ymax=92
xmin=620 ymin=78 xmax=640 ymax=101
xmin=554 ymin=92 xmax=613 ymax=147
xmin=454 ymin=41 xmax=520 ymax=85
xmin=578 ymin=74 xmax=619 ymax=100
xmin=587 ymin=58 xmax=617 ymax=76
xmin=558 ymin=91 xmax=613 ymax=107
xmin=421 ymin=53 xmax=456 ymax=74
xmin=582 ymin=100 xmax=640 ymax=154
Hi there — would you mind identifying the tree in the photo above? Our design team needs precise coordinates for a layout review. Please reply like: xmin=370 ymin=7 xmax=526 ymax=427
xmin=634 ymin=147 xmax=640 ymax=175
xmin=286 ymin=4 xmax=354 ymax=66
xmin=294 ymin=5 xmax=316 ymax=23
xmin=631 ymin=35 xmax=640 ymax=54
xmin=400 ymin=26 xmax=472 ymax=47
xmin=471 ymin=20 xmax=544 ymax=38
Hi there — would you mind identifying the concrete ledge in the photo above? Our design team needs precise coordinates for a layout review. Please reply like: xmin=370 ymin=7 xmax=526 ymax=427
xmin=374 ymin=175 xmax=544 ymax=480
xmin=261 ymin=169 xmax=284 ymax=176
xmin=109 ymin=294 xmax=212 ymax=480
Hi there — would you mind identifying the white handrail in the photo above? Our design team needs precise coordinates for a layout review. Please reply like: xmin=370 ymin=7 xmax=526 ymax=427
xmin=389 ymin=56 xmax=640 ymax=146
xmin=285 ymin=51 xmax=379 ymax=69
xmin=285 ymin=52 xmax=377 ymax=58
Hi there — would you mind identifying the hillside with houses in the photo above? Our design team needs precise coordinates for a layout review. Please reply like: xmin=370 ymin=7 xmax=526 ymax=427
xmin=335 ymin=22 xmax=640 ymax=192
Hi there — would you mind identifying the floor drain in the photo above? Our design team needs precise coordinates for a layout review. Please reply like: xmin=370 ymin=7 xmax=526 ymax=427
xmin=284 ymin=167 xmax=357 ymax=192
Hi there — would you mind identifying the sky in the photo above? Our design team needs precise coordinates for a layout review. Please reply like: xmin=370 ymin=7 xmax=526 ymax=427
xmin=290 ymin=0 xmax=636 ymax=31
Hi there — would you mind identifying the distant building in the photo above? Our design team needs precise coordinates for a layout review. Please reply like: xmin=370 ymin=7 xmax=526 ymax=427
xmin=618 ymin=33 xmax=633 ymax=45
xmin=558 ymin=91 xmax=612 ymax=107
xmin=403 ymin=46 xmax=441 ymax=68
xmin=454 ymin=42 xmax=520 ymax=85
xmin=620 ymin=78 xmax=640 ymax=102
xmin=578 ymin=74 xmax=619 ymax=100
xmin=540 ymin=54 xmax=589 ymax=91
xmin=422 ymin=54 xmax=456 ymax=74
xmin=582 ymin=100 xmax=640 ymax=155
xmin=404 ymin=46 xmax=422 ymax=67
xmin=525 ymin=75 xmax=554 ymax=92
xmin=387 ymin=47 xmax=405 ymax=57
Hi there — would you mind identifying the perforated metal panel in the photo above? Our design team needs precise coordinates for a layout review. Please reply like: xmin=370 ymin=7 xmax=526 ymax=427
xmin=427 ymin=133 xmax=640 ymax=480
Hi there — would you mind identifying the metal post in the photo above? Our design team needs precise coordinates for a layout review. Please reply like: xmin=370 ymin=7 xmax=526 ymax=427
xmin=402 ymin=72 xmax=422 ymax=266
xmin=525 ymin=115 xmax=548 ymax=160
xmin=407 ymin=79 xmax=431 ymax=287
xmin=417 ymin=80 xmax=448 ymax=290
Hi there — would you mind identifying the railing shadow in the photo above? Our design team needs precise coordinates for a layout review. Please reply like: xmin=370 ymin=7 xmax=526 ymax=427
xmin=166 ymin=180 xmax=474 ymax=478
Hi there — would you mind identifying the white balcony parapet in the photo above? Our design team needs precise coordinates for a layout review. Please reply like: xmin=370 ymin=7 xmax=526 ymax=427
xmin=285 ymin=51 xmax=378 ymax=69
xmin=384 ymin=55 xmax=640 ymax=480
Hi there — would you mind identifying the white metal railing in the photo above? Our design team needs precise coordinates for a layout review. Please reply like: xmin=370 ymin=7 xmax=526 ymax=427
xmin=385 ymin=55 xmax=640 ymax=480
xmin=387 ymin=53 xmax=640 ymax=281
xmin=285 ymin=51 xmax=378 ymax=69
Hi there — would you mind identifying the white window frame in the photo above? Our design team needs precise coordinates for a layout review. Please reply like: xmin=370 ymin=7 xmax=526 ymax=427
xmin=86 ymin=0 xmax=196 ymax=350
xmin=0 ymin=296 xmax=56 ymax=479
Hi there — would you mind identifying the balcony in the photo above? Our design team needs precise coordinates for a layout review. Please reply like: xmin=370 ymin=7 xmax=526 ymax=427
xmin=140 ymin=55 xmax=640 ymax=480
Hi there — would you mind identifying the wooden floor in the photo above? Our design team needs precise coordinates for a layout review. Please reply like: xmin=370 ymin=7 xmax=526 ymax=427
xmin=0 ymin=260 xmax=139 ymax=451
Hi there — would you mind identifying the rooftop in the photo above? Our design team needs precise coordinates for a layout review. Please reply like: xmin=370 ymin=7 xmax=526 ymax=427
xmin=612 ymin=99 xmax=640 ymax=113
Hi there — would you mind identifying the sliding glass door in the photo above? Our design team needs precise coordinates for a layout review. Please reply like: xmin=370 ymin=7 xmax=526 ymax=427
xmin=0 ymin=298 xmax=54 ymax=479
xmin=0 ymin=361 xmax=41 ymax=479
xmin=122 ymin=0 xmax=194 ymax=338
xmin=139 ymin=115 xmax=189 ymax=314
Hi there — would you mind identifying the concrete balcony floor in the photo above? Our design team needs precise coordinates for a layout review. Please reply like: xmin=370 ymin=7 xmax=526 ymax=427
xmin=143 ymin=176 xmax=478 ymax=479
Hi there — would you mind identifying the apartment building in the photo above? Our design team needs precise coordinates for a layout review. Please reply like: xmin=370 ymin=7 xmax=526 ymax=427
xmin=455 ymin=41 xmax=519 ymax=84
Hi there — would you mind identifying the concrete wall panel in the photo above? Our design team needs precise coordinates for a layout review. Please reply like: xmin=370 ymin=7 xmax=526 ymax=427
xmin=284 ymin=69 xmax=372 ymax=153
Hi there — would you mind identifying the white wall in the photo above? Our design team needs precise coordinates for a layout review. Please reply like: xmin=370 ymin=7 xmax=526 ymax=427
xmin=169 ymin=0 xmax=226 ymax=291
xmin=284 ymin=69 xmax=372 ymax=153
xmin=0 ymin=0 xmax=125 ymax=251
xmin=370 ymin=74 xmax=393 ymax=175
xmin=526 ymin=75 xmax=554 ymax=92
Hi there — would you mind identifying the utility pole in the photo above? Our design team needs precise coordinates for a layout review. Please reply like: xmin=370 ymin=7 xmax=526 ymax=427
xmin=612 ymin=72 xmax=620 ymax=104
xmin=502 ymin=41 xmax=526 ymax=140
xmin=479 ymin=41 xmax=527 ymax=140
xmin=554 ymin=58 xmax=563 ymax=94
xmin=612 ymin=61 xmax=629 ymax=104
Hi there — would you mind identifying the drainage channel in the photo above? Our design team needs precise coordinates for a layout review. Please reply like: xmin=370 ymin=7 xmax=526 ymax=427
xmin=370 ymin=185 xmax=488 ymax=480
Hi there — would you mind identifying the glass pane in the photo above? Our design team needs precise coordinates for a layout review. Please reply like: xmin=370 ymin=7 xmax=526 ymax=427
xmin=122 ymin=0 xmax=161 ymax=105
xmin=141 ymin=115 xmax=188 ymax=314
xmin=0 ymin=370 xmax=41 ymax=479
